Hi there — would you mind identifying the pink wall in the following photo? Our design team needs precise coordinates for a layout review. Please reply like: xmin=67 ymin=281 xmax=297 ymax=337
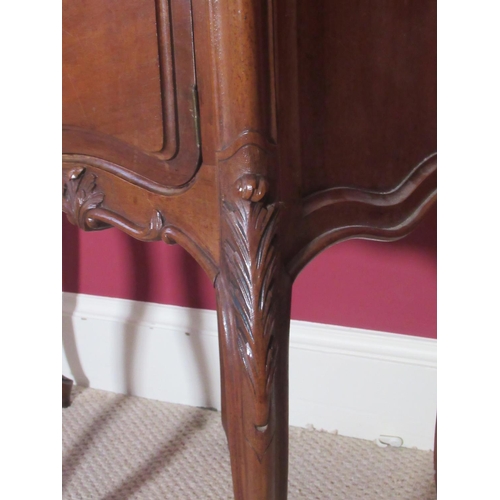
xmin=63 ymin=205 xmax=436 ymax=339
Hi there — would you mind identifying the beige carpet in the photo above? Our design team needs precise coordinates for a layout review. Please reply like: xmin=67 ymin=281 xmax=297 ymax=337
xmin=63 ymin=387 xmax=436 ymax=499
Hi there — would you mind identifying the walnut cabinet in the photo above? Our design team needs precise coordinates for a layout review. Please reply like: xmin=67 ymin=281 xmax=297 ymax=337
xmin=62 ymin=1 xmax=437 ymax=498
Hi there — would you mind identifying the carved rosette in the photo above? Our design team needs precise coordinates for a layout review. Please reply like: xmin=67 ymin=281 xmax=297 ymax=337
xmin=219 ymin=172 xmax=285 ymax=460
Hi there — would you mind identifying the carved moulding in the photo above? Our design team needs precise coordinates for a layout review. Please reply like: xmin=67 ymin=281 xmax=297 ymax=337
xmin=288 ymin=153 xmax=437 ymax=279
xmin=62 ymin=164 xmax=218 ymax=281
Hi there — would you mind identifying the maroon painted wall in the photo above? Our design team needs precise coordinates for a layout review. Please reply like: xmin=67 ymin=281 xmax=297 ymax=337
xmin=62 ymin=205 xmax=436 ymax=339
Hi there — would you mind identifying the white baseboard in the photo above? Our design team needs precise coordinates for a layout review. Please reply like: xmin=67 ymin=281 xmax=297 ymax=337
xmin=62 ymin=292 xmax=436 ymax=450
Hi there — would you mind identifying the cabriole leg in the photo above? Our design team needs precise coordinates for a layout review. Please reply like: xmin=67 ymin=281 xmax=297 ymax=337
xmin=216 ymin=179 xmax=292 ymax=499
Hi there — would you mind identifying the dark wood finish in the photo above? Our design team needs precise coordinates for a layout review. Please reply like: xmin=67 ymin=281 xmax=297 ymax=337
xmin=63 ymin=1 xmax=436 ymax=498
xmin=296 ymin=0 xmax=436 ymax=195
xmin=62 ymin=376 xmax=73 ymax=408
xmin=216 ymin=171 xmax=291 ymax=499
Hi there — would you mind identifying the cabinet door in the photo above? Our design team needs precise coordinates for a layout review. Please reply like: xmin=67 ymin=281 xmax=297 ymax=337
xmin=63 ymin=0 xmax=200 ymax=189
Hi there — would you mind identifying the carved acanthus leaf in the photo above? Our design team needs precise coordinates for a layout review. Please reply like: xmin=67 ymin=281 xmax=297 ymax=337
xmin=224 ymin=201 xmax=279 ymax=393
xmin=63 ymin=167 xmax=106 ymax=229
xmin=62 ymin=166 xmax=163 ymax=239
xmin=221 ymin=187 xmax=282 ymax=459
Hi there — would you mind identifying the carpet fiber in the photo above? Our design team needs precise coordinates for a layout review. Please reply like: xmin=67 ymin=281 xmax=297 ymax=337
xmin=63 ymin=387 xmax=436 ymax=499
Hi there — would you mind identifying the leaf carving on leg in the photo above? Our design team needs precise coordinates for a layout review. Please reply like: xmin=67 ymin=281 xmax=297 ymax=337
xmin=221 ymin=188 xmax=283 ymax=459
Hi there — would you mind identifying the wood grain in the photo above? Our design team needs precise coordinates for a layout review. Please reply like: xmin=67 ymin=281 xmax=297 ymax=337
xmin=63 ymin=0 xmax=201 ymax=188
xmin=63 ymin=0 xmax=164 ymax=152
xmin=63 ymin=1 xmax=437 ymax=497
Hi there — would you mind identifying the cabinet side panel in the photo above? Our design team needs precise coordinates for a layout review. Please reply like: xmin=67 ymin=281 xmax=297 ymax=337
xmin=297 ymin=0 xmax=436 ymax=194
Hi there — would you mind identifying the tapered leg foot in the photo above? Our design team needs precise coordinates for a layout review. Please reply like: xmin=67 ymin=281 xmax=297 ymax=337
xmin=62 ymin=375 xmax=73 ymax=408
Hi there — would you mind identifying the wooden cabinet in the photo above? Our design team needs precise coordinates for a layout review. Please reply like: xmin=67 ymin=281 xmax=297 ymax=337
xmin=63 ymin=0 xmax=201 ymax=186
xmin=63 ymin=1 xmax=436 ymax=498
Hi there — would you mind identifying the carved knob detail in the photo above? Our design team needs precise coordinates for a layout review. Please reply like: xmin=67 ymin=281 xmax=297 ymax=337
xmin=234 ymin=174 xmax=269 ymax=202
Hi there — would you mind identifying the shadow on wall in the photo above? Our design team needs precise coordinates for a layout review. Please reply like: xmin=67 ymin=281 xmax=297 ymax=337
xmin=62 ymin=215 xmax=89 ymax=387
xmin=62 ymin=215 xmax=216 ymax=310
xmin=62 ymin=213 xmax=215 ymax=401
xmin=121 ymin=237 xmax=213 ymax=400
